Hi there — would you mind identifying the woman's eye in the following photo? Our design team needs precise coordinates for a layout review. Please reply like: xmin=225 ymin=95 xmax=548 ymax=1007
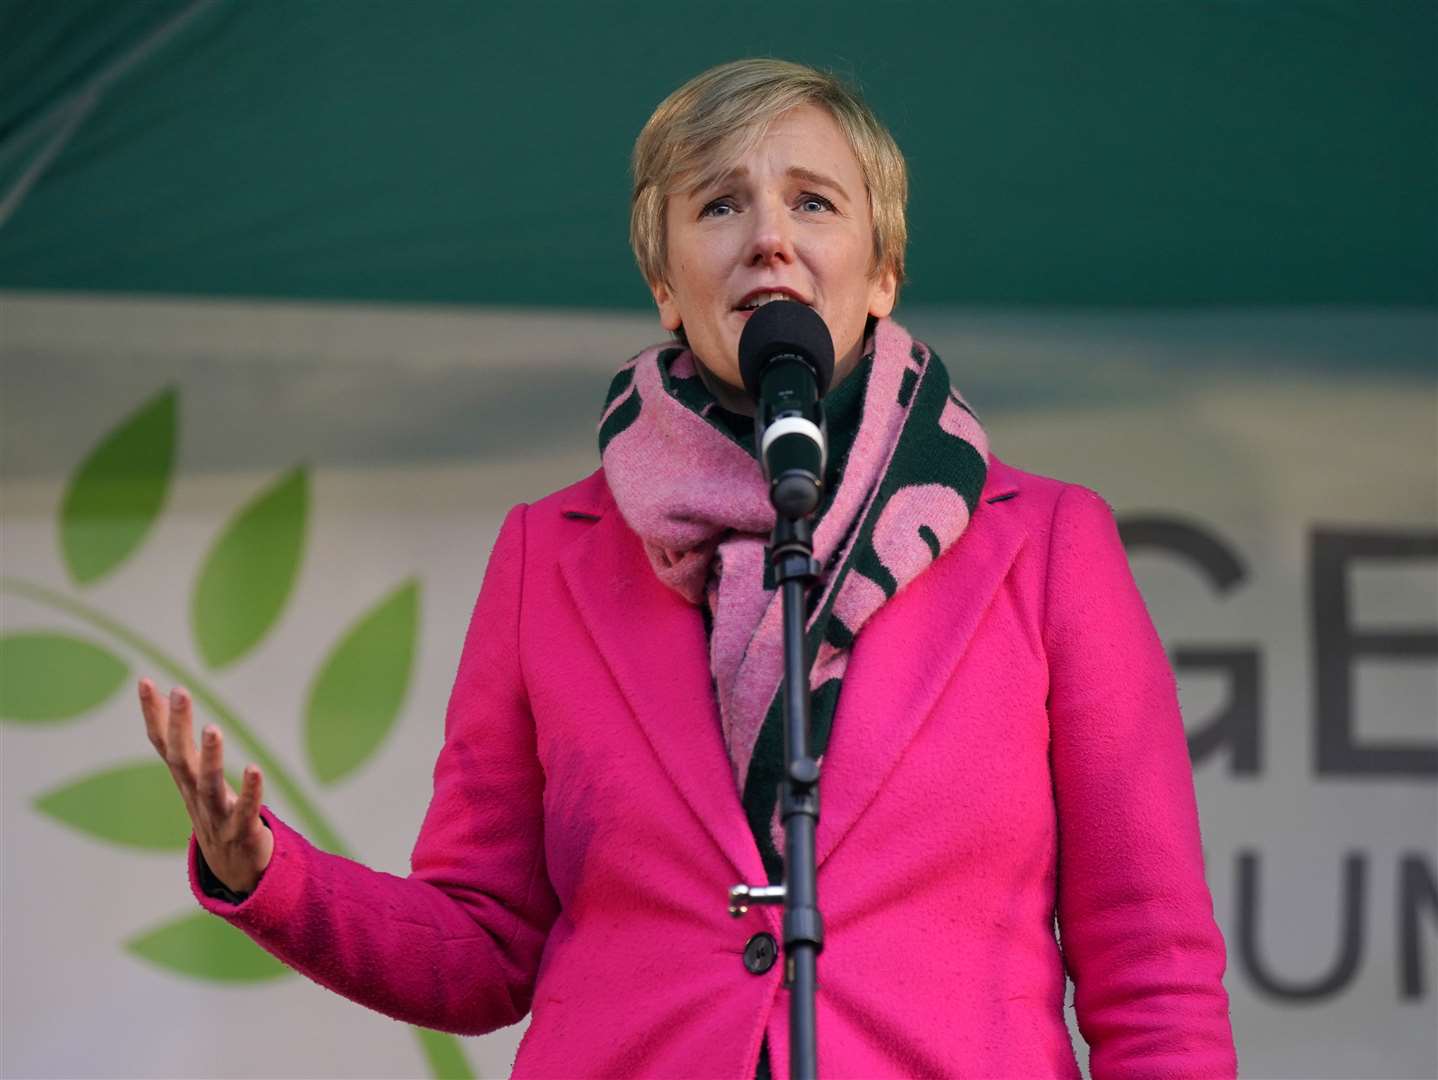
xmin=799 ymin=194 xmax=834 ymax=213
xmin=700 ymin=198 xmax=736 ymax=218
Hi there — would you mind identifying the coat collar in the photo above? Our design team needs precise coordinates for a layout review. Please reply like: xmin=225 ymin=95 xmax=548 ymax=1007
xmin=556 ymin=457 xmax=1027 ymax=878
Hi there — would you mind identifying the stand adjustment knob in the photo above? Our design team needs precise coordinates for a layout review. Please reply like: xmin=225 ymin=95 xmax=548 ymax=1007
xmin=728 ymin=883 xmax=786 ymax=917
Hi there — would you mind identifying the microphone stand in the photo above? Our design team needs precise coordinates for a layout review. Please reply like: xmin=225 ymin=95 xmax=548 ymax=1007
xmin=730 ymin=512 xmax=824 ymax=1080
xmin=729 ymin=300 xmax=833 ymax=1080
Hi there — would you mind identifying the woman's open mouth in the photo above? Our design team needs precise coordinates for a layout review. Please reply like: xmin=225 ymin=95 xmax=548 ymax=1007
xmin=733 ymin=290 xmax=813 ymax=319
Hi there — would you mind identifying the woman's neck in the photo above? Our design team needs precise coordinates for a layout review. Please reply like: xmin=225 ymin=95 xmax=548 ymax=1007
xmin=693 ymin=358 xmax=756 ymax=416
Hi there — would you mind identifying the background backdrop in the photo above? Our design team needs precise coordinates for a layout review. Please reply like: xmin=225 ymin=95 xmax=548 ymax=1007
xmin=2 ymin=2 xmax=1435 ymax=1078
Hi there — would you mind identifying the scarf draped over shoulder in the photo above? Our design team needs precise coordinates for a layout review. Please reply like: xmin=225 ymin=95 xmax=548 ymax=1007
xmin=599 ymin=317 xmax=988 ymax=880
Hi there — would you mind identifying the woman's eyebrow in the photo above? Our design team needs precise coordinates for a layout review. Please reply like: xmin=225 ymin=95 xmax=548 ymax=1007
xmin=787 ymin=166 xmax=848 ymax=199
xmin=689 ymin=165 xmax=850 ymax=200
xmin=687 ymin=168 xmax=743 ymax=197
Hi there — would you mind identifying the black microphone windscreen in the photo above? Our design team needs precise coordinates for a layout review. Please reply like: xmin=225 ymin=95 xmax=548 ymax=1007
xmin=737 ymin=300 xmax=836 ymax=400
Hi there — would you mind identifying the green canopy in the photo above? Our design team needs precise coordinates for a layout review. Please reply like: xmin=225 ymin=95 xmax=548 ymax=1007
xmin=2 ymin=0 xmax=1434 ymax=308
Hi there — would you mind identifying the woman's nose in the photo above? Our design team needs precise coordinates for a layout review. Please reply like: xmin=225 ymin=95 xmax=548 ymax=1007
xmin=746 ymin=197 xmax=795 ymax=266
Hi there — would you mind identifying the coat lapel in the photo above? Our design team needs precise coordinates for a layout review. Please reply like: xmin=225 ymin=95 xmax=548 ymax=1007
xmin=555 ymin=462 xmax=1026 ymax=882
xmin=558 ymin=502 xmax=768 ymax=884
xmin=815 ymin=466 xmax=1027 ymax=869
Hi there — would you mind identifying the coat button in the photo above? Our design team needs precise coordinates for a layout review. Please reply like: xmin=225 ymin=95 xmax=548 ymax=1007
xmin=743 ymin=932 xmax=778 ymax=975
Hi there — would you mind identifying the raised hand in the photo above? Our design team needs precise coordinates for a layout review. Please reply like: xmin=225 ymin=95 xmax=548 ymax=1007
xmin=139 ymin=678 xmax=274 ymax=894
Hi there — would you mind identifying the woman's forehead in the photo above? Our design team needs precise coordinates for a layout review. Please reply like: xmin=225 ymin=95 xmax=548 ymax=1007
xmin=676 ymin=105 xmax=861 ymax=195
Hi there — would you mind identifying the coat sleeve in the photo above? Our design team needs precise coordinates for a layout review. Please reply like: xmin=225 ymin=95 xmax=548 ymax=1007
xmin=1044 ymin=484 xmax=1238 ymax=1079
xmin=187 ymin=503 xmax=560 ymax=1036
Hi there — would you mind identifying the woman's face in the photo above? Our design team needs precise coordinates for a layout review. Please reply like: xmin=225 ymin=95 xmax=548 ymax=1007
xmin=650 ymin=104 xmax=897 ymax=395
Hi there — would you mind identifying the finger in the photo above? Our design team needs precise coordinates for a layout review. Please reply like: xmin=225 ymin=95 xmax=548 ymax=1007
xmin=197 ymin=724 xmax=230 ymax=814
xmin=233 ymin=764 xmax=264 ymax=828
xmin=164 ymin=687 xmax=199 ymax=784
xmin=138 ymin=678 xmax=169 ymax=756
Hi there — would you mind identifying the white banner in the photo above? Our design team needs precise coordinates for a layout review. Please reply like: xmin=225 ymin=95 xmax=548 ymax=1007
xmin=2 ymin=293 xmax=1434 ymax=1079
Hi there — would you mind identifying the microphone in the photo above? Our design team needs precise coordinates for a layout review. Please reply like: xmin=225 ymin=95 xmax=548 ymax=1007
xmin=738 ymin=300 xmax=835 ymax=519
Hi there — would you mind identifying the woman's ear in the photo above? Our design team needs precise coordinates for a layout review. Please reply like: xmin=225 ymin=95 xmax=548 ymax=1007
xmin=650 ymin=278 xmax=683 ymax=332
xmin=867 ymin=264 xmax=898 ymax=320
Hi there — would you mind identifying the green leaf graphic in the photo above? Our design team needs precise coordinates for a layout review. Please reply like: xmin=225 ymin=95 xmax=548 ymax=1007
xmin=306 ymin=580 xmax=419 ymax=784
xmin=416 ymin=1028 xmax=477 ymax=1080
xmin=127 ymin=911 xmax=290 ymax=982
xmin=0 ymin=632 xmax=128 ymax=722
xmin=34 ymin=761 xmax=200 ymax=850
xmin=191 ymin=468 xmax=308 ymax=670
xmin=60 ymin=389 xmax=177 ymax=586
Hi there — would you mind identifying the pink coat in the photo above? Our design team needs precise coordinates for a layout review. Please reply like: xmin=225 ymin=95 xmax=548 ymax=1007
xmin=191 ymin=455 xmax=1237 ymax=1079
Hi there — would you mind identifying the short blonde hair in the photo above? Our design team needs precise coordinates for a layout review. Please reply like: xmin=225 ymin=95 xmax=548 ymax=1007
xmin=630 ymin=58 xmax=908 ymax=292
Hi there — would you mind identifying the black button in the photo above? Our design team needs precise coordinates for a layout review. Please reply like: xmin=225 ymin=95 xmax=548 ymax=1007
xmin=743 ymin=932 xmax=778 ymax=975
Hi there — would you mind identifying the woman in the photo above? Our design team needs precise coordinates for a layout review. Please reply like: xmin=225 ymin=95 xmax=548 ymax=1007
xmin=139 ymin=59 xmax=1238 ymax=1078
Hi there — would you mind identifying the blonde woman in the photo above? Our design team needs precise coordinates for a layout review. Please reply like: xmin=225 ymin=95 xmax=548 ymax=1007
xmin=141 ymin=59 xmax=1237 ymax=1079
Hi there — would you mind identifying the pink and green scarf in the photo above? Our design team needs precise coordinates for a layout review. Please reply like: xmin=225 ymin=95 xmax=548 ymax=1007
xmin=599 ymin=316 xmax=988 ymax=880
